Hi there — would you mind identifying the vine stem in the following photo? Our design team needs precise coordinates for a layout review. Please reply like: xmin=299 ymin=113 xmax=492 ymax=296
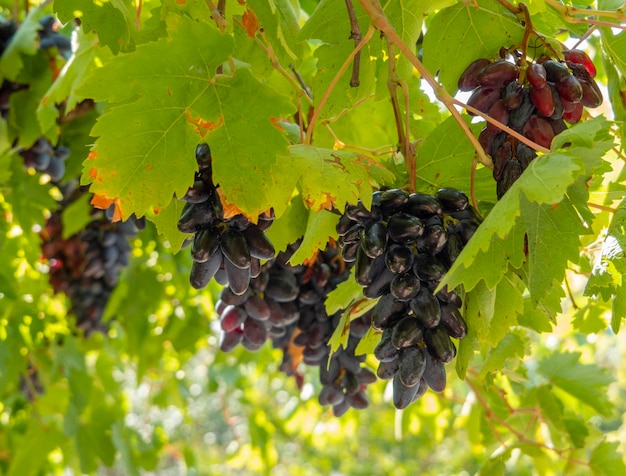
xmin=544 ymin=0 xmax=626 ymax=22
xmin=304 ymin=24 xmax=375 ymax=145
xmin=588 ymin=202 xmax=618 ymax=213
xmin=465 ymin=376 xmax=591 ymax=468
xmin=345 ymin=0 xmax=363 ymax=87
xmin=206 ymin=0 xmax=228 ymax=33
xmin=356 ymin=0 xmax=493 ymax=169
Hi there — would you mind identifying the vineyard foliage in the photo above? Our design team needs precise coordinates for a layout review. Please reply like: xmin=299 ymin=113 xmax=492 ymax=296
xmin=1 ymin=0 xmax=626 ymax=474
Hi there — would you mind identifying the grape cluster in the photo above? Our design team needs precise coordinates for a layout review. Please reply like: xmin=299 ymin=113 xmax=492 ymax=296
xmin=20 ymin=137 xmax=71 ymax=182
xmin=337 ymin=188 xmax=479 ymax=409
xmin=216 ymin=241 xmax=378 ymax=416
xmin=178 ymin=144 xmax=276 ymax=296
xmin=458 ymin=48 xmax=602 ymax=198
xmin=42 ymin=182 xmax=144 ymax=334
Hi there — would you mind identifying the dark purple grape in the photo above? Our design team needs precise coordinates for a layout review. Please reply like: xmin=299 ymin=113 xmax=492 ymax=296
xmin=190 ymin=251 xmax=222 ymax=289
xmin=191 ymin=227 xmax=220 ymax=263
xmin=384 ymin=244 xmax=414 ymax=274
xmin=220 ymin=228 xmax=251 ymax=269
xmin=476 ymin=61 xmax=518 ymax=88
xmin=555 ymin=75 xmax=583 ymax=104
xmin=379 ymin=189 xmax=409 ymax=216
xmin=377 ymin=358 xmax=400 ymax=380
xmin=502 ymin=81 xmax=523 ymax=110
xmin=466 ymin=87 xmax=501 ymax=116
xmin=542 ymin=60 xmax=570 ymax=83
xmin=439 ymin=303 xmax=467 ymax=339
xmin=486 ymin=99 xmax=510 ymax=133
xmin=458 ymin=58 xmax=491 ymax=91
xmin=391 ymin=317 xmax=423 ymax=349
xmin=398 ymin=346 xmax=427 ymax=387
xmin=405 ymin=193 xmax=443 ymax=218
xmin=182 ymin=179 xmax=210 ymax=203
xmin=244 ymin=295 xmax=271 ymax=321
xmin=526 ymin=63 xmax=547 ymax=89
xmin=409 ymin=288 xmax=441 ymax=328
xmin=224 ymin=258 xmax=251 ymax=295
xmin=387 ymin=213 xmax=424 ymax=243
xmin=390 ymin=273 xmax=421 ymax=302
xmin=435 ymin=188 xmax=468 ymax=213
xmin=422 ymin=352 xmax=446 ymax=392
xmin=220 ymin=306 xmax=247 ymax=332
xmin=242 ymin=226 xmax=275 ymax=260
xmin=425 ymin=327 xmax=456 ymax=363
xmin=563 ymin=101 xmax=583 ymax=124
xmin=393 ymin=372 xmax=419 ymax=409
xmin=195 ymin=143 xmax=212 ymax=170
xmin=361 ymin=221 xmax=387 ymax=259
xmin=523 ymin=115 xmax=555 ymax=149
xmin=530 ymin=84 xmax=555 ymax=117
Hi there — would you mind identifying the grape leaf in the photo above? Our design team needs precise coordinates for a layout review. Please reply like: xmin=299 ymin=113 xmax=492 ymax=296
xmin=38 ymin=31 xmax=101 ymax=133
xmin=422 ymin=0 xmax=524 ymax=93
xmin=0 ymin=7 xmax=41 ymax=81
xmin=61 ymin=192 xmax=93 ymax=239
xmin=265 ymin=196 xmax=308 ymax=255
xmin=415 ymin=115 xmax=496 ymax=202
xmin=355 ymin=325 xmax=382 ymax=356
xmin=439 ymin=152 xmax=582 ymax=291
xmin=590 ymin=441 xmax=626 ymax=476
xmin=327 ymin=297 xmax=377 ymax=354
xmin=325 ymin=269 xmax=362 ymax=315
xmin=479 ymin=333 xmax=525 ymax=377
xmin=247 ymin=0 xmax=300 ymax=66
xmin=521 ymin=197 xmax=589 ymax=303
xmin=537 ymin=352 xmax=614 ymax=415
xmin=79 ymin=16 xmax=296 ymax=222
xmin=288 ymin=209 xmax=338 ymax=265
xmin=278 ymin=145 xmax=393 ymax=213
xmin=54 ymin=0 xmax=134 ymax=54
xmin=146 ymin=198 xmax=188 ymax=253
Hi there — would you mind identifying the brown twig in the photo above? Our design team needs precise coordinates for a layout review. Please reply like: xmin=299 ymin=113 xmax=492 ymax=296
xmin=135 ymin=0 xmax=142 ymax=30
xmin=356 ymin=0 xmax=493 ymax=169
xmin=206 ymin=0 xmax=228 ymax=32
xmin=544 ymin=0 xmax=626 ymax=22
xmin=345 ymin=0 xmax=363 ymax=87
xmin=588 ymin=202 xmax=618 ymax=213
xmin=305 ymin=24 xmax=376 ymax=145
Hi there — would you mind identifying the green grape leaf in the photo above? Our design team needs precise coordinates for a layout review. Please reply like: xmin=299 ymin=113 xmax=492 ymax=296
xmin=146 ymin=198 xmax=188 ymax=253
xmin=299 ymin=0 xmax=380 ymax=120
xmin=422 ymin=0 xmax=524 ymax=93
xmin=278 ymin=145 xmax=393 ymax=214
xmin=563 ymin=417 xmax=589 ymax=449
xmin=78 ymin=16 xmax=296 ymax=222
xmin=479 ymin=332 xmax=525 ymax=377
xmin=325 ymin=269 xmax=362 ymax=315
xmin=10 ymin=53 xmax=57 ymax=147
xmin=288 ymin=209 xmax=338 ymax=265
xmin=38 ymin=31 xmax=101 ymax=133
xmin=521 ymin=197 xmax=589 ymax=303
xmin=0 ymin=7 xmax=42 ymax=81
xmin=61 ymin=192 xmax=93 ymax=239
xmin=54 ymin=0 xmax=134 ymax=54
xmin=440 ymin=116 xmax=612 ymax=295
xmin=537 ymin=352 xmax=614 ymax=416
xmin=247 ymin=0 xmax=300 ymax=66
xmin=327 ymin=297 xmax=377 ymax=354
xmin=590 ymin=441 xmax=626 ymax=476
xmin=7 ymin=422 xmax=65 ymax=476
xmin=355 ymin=325 xmax=382 ymax=356
xmin=265 ymin=196 xmax=308 ymax=255
xmin=415 ymin=115 xmax=496 ymax=201
xmin=571 ymin=304 xmax=609 ymax=334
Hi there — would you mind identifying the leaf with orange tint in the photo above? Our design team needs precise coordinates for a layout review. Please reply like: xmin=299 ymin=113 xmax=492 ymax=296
xmin=77 ymin=15 xmax=295 ymax=228
xmin=91 ymin=194 xmax=122 ymax=221
xmin=242 ymin=8 xmax=259 ymax=37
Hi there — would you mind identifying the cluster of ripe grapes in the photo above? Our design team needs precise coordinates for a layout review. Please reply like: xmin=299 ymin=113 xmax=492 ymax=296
xmin=20 ymin=137 xmax=71 ymax=182
xmin=337 ymin=188 xmax=479 ymax=409
xmin=178 ymin=144 xmax=276 ymax=296
xmin=42 ymin=182 xmax=145 ymax=334
xmin=459 ymin=48 xmax=602 ymax=198
xmin=217 ymin=241 xmax=377 ymax=416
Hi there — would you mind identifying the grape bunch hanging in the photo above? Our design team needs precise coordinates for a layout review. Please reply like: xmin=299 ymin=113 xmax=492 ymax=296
xmin=337 ymin=188 xmax=480 ymax=409
xmin=42 ymin=182 xmax=145 ymax=334
xmin=459 ymin=47 xmax=602 ymax=198
xmin=216 ymin=241 xmax=377 ymax=416
xmin=177 ymin=144 xmax=276 ymax=295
